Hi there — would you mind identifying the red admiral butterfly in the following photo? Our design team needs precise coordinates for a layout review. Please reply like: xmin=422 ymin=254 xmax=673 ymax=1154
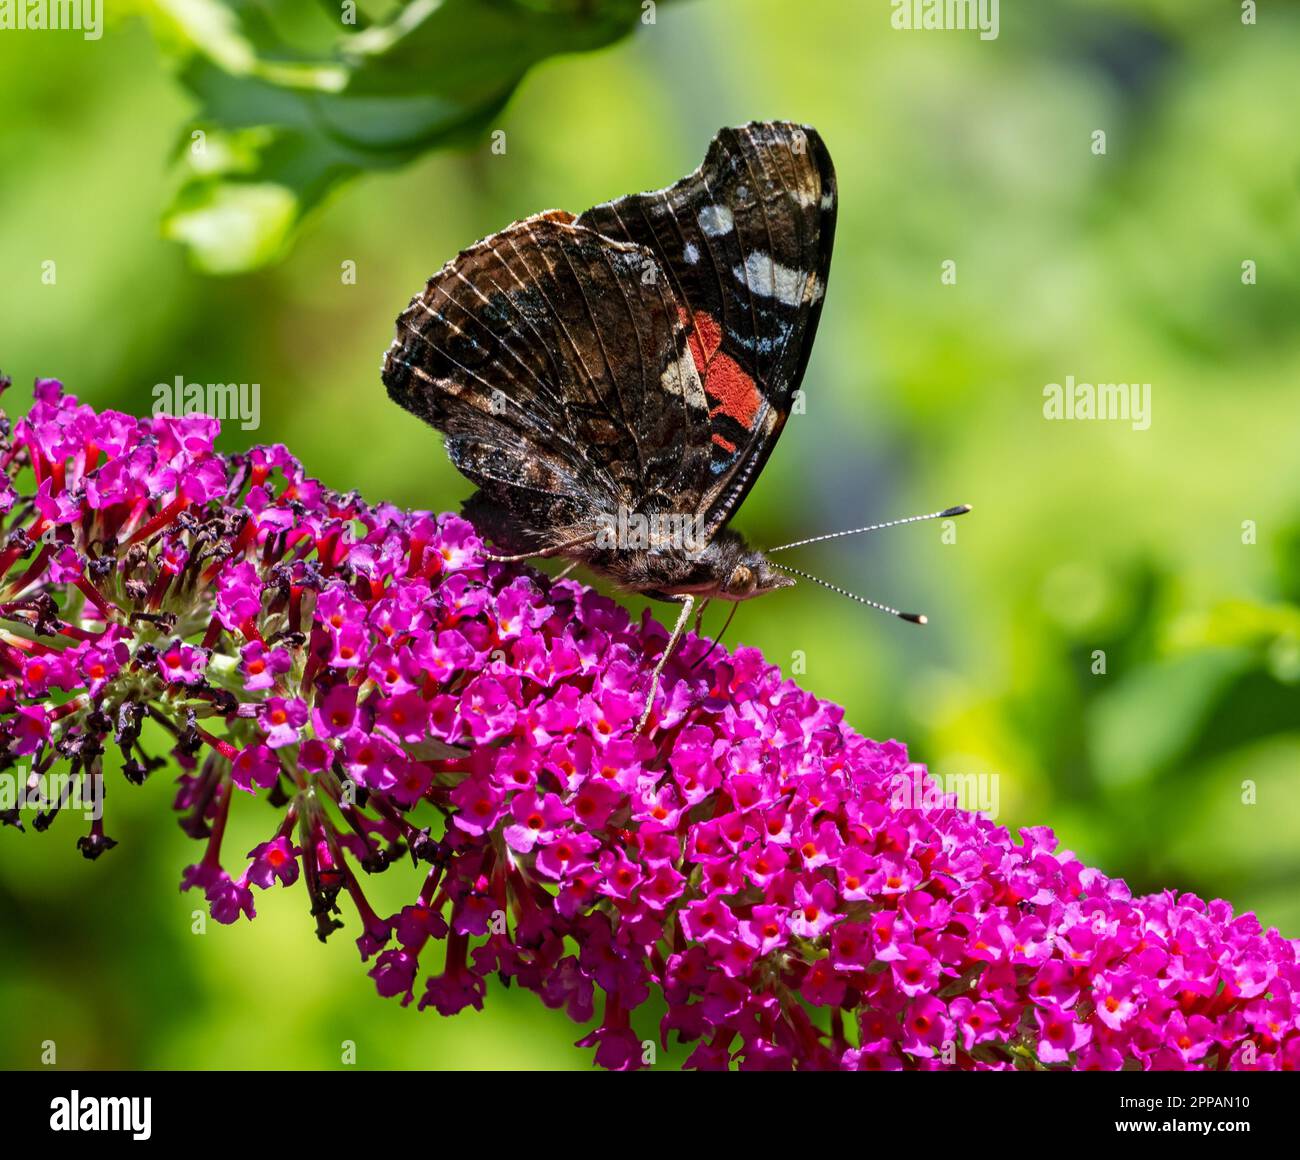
xmin=383 ymin=122 xmax=968 ymax=728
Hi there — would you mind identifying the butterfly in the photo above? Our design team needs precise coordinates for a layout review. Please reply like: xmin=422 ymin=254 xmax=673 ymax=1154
xmin=382 ymin=121 xmax=967 ymax=729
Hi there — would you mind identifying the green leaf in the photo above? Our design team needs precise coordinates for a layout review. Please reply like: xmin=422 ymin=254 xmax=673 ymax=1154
xmin=149 ymin=0 xmax=659 ymax=274
xmin=1166 ymin=598 xmax=1300 ymax=682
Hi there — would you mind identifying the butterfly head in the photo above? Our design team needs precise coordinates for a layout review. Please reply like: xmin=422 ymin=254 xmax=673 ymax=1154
xmin=703 ymin=534 xmax=795 ymax=602
xmin=722 ymin=554 xmax=794 ymax=600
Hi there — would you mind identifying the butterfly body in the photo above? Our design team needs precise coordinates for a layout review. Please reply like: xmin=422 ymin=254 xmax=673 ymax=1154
xmin=455 ymin=489 xmax=787 ymax=604
xmin=592 ymin=526 xmax=792 ymax=604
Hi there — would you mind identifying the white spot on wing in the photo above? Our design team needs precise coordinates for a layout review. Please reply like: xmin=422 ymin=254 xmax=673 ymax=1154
xmin=659 ymin=349 xmax=695 ymax=399
xmin=697 ymin=204 xmax=734 ymax=236
xmin=733 ymin=252 xmax=809 ymax=307
xmin=683 ymin=242 xmax=700 ymax=265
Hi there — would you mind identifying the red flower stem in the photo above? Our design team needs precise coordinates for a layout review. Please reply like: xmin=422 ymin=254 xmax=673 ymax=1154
xmin=3 ymin=544 xmax=53 ymax=597
xmin=49 ymin=695 xmax=89 ymax=722
xmin=57 ymin=623 xmax=102 ymax=643
xmin=75 ymin=576 xmax=116 ymax=621
xmin=195 ymin=728 xmax=239 ymax=762
xmin=0 ymin=629 xmax=41 ymax=654
xmin=201 ymin=616 xmax=223 ymax=650
xmin=0 ymin=517 xmax=48 ymax=576
xmin=200 ymin=781 xmax=234 ymax=871
xmin=127 ymin=493 xmax=189 ymax=546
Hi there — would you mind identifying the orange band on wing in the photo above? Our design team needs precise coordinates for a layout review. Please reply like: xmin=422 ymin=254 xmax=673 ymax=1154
xmin=705 ymin=352 xmax=761 ymax=431
xmin=678 ymin=308 xmax=762 ymax=433
xmin=681 ymin=307 xmax=722 ymax=374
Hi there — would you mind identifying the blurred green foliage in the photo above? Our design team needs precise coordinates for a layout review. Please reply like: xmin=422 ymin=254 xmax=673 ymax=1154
xmin=1 ymin=0 xmax=1298 ymax=1069
xmin=149 ymin=0 xmax=662 ymax=271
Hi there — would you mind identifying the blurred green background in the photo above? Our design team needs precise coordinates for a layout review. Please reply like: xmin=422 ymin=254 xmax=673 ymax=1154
xmin=2 ymin=0 xmax=1298 ymax=1069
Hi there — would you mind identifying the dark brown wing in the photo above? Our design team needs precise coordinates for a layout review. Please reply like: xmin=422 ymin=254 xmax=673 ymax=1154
xmin=575 ymin=122 xmax=837 ymax=539
xmin=381 ymin=213 xmax=713 ymax=549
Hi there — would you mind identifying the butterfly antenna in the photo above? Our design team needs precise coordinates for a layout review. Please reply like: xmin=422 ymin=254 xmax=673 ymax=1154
xmin=765 ymin=504 xmax=971 ymax=554
xmin=689 ymin=601 xmax=741 ymax=672
xmin=769 ymin=562 xmax=928 ymax=624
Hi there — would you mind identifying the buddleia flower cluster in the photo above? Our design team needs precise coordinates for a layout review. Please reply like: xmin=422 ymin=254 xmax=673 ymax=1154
xmin=2 ymin=377 xmax=1296 ymax=1070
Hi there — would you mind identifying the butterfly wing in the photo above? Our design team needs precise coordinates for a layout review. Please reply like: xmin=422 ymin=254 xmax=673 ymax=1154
xmin=575 ymin=121 xmax=837 ymax=539
xmin=382 ymin=213 xmax=714 ymax=551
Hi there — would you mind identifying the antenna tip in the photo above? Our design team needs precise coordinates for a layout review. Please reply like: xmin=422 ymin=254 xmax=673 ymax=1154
xmin=901 ymin=612 xmax=928 ymax=625
xmin=942 ymin=504 xmax=972 ymax=518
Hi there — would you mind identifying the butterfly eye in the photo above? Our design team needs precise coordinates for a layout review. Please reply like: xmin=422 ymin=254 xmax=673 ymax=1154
xmin=729 ymin=565 xmax=756 ymax=595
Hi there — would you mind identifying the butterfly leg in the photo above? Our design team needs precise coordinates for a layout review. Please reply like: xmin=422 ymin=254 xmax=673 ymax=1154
xmin=636 ymin=594 xmax=694 ymax=734
xmin=482 ymin=535 xmax=593 ymax=565
xmin=693 ymin=597 xmax=710 ymax=636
